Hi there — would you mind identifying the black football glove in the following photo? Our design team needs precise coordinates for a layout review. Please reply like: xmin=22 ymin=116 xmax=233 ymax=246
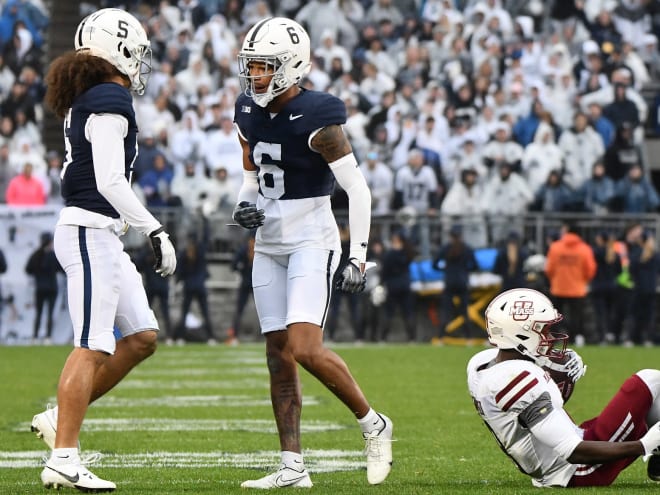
xmin=232 ymin=201 xmax=265 ymax=229
xmin=149 ymin=227 xmax=176 ymax=277
xmin=336 ymin=258 xmax=366 ymax=293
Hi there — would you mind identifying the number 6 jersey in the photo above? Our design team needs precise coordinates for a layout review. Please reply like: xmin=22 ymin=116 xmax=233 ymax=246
xmin=234 ymin=89 xmax=345 ymax=255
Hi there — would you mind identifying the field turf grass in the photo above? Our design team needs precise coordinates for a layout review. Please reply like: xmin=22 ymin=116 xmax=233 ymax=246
xmin=1 ymin=343 xmax=659 ymax=494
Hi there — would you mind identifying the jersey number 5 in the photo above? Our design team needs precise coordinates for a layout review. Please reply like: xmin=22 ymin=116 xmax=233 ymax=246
xmin=253 ymin=141 xmax=285 ymax=199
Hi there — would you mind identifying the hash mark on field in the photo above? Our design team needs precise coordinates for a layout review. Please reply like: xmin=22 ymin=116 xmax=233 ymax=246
xmin=114 ymin=379 xmax=269 ymax=390
xmin=16 ymin=418 xmax=347 ymax=434
xmin=132 ymin=366 xmax=267 ymax=377
xmin=90 ymin=395 xmax=321 ymax=408
xmin=0 ymin=449 xmax=364 ymax=472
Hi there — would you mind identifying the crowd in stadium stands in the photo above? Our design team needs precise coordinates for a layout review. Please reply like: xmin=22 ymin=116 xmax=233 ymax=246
xmin=2 ymin=0 xmax=660 ymax=344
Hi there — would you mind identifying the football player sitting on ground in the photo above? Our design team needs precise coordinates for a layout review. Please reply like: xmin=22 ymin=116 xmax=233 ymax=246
xmin=467 ymin=288 xmax=660 ymax=487
xmin=232 ymin=17 xmax=393 ymax=489
xmin=31 ymin=8 xmax=176 ymax=493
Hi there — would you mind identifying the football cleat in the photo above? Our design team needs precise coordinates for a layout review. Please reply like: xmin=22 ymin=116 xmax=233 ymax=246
xmin=363 ymin=414 xmax=393 ymax=485
xmin=41 ymin=462 xmax=116 ymax=492
xmin=240 ymin=464 xmax=313 ymax=489
xmin=648 ymin=454 xmax=660 ymax=482
xmin=31 ymin=405 xmax=58 ymax=450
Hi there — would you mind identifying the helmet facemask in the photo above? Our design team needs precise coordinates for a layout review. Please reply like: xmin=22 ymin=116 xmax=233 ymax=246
xmin=238 ymin=52 xmax=301 ymax=107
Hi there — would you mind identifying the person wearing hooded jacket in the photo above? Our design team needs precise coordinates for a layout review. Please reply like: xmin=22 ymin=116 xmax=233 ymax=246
xmin=544 ymin=221 xmax=597 ymax=345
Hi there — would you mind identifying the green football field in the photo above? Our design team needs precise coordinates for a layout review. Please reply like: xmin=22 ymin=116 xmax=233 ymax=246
xmin=1 ymin=343 xmax=659 ymax=495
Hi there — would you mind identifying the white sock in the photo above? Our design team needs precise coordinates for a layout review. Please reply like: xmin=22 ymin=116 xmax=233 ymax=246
xmin=281 ymin=451 xmax=305 ymax=471
xmin=358 ymin=408 xmax=384 ymax=434
xmin=50 ymin=448 xmax=79 ymax=465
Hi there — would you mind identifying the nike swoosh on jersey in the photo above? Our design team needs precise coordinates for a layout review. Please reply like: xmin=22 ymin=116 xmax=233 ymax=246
xmin=289 ymin=114 xmax=303 ymax=120
xmin=46 ymin=466 xmax=80 ymax=484
xmin=495 ymin=370 xmax=539 ymax=411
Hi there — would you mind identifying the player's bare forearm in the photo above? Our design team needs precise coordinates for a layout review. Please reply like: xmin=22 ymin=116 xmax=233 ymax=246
xmin=312 ymin=125 xmax=352 ymax=163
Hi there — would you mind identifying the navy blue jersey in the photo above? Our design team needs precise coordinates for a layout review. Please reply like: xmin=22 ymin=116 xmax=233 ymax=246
xmin=61 ymin=83 xmax=138 ymax=218
xmin=234 ymin=89 xmax=346 ymax=200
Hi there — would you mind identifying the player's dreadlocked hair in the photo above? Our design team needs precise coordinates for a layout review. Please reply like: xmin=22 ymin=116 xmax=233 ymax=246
xmin=45 ymin=51 xmax=127 ymax=118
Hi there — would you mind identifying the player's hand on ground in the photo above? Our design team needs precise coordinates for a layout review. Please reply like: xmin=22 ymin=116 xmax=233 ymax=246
xmin=562 ymin=349 xmax=587 ymax=382
xmin=149 ymin=227 xmax=176 ymax=277
xmin=232 ymin=201 xmax=265 ymax=229
xmin=336 ymin=258 xmax=366 ymax=293
xmin=640 ymin=420 xmax=660 ymax=459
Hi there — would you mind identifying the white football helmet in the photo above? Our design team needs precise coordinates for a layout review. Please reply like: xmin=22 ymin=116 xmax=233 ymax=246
xmin=74 ymin=8 xmax=152 ymax=95
xmin=238 ymin=17 xmax=311 ymax=107
xmin=485 ymin=288 xmax=567 ymax=362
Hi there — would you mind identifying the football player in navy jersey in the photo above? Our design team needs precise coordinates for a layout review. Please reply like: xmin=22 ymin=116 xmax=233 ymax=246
xmin=30 ymin=8 xmax=176 ymax=492
xmin=232 ymin=17 xmax=393 ymax=489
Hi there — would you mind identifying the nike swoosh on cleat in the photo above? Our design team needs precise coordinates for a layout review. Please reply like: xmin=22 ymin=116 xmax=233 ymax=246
xmin=46 ymin=466 xmax=79 ymax=484
xmin=275 ymin=474 xmax=307 ymax=487
xmin=289 ymin=114 xmax=303 ymax=120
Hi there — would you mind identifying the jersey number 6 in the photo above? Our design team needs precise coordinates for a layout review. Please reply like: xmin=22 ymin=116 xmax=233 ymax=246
xmin=253 ymin=141 xmax=285 ymax=199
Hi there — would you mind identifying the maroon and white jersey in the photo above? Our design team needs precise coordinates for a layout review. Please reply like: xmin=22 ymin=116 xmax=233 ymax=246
xmin=467 ymin=348 xmax=582 ymax=487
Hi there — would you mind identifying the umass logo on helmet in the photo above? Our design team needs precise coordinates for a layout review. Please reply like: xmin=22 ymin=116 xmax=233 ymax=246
xmin=510 ymin=300 xmax=534 ymax=321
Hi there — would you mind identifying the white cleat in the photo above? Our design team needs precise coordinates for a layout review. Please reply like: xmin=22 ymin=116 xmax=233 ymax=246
xmin=364 ymin=414 xmax=393 ymax=485
xmin=41 ymin=462 xmax=116 ymax=492
xmin=241 ymin=465 xmax=313 ymax=489
xmin=31 ymin=405 xmax=58 ymax=450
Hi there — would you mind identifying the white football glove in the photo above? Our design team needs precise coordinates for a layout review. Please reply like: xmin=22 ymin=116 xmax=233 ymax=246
xmin=149 ymin=227 xmax=176 ymax=277
xmin=640 ymin=420 xmax=660 ymax=459
xmin=336 ymin=258 xmax=366 ymax=293
xmin=562 ymin=349 xmax=587 ymax=382
xmin=537 ymin=349 xmax=587 ymax=382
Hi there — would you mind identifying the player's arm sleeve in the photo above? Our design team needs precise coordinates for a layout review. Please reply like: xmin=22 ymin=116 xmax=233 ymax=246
xmin=235 ymin=131 xmax=259 ymax=204
xmin=86 ymin=113 xmax=161 ymax=236
xmin=329 ymin=152 xmax=371 ymax=263
xmin=524 ymin=392 xmax=582 ymax=460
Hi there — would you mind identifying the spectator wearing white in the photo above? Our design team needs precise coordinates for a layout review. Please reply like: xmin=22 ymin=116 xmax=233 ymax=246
xmin=481 ymin=120 xmax=524 ymax=177
xmin=243 ymin=0 xmax=273 ymax=27
xmin=415 ymin=115 xmax=448 ymax=160
xmin=0 ymin=54 xmax=15 ymax=99
xmin=446 ymin=137 xmax=487 ymax=186
xmin=545 ymin=72 xmax=578 ymax=130
xmin=477 ymin=0 xmax=514 ymax=36
xmin=9 ymin=136 xmax=46 ymax=177
xmin=522 ymin=121 xmax=563 ymax=194
xmin=194 ymin=14 xmax=237 ymax=68
xmin=514 ymin=16 xmax=543 ymax=80
xmin=169 ymin=109 xmax=206 ymax=165
xmin=170 ymin=160 xmax=211 ymax=212
xmin=135 ymin=87 xmax=177 ymax=140
xmin=580 ymin=67 xmax=647 ymax=142
xmin=295 ymin=0 xmax=357 ymax=51
xmin=620 ymin=40 xmax=651 ymax=90
xmin=539 ymin=42 xmax=574 ymax=83
xmin=611 ymin=0 xmax=653 ymax=49
xmin=503 ymin=80 xmax=531 ymax=121
xmin=361 ymin=150 xmax=394 ymax=216
xmin=365 ymin=0 xmax=405 ymax=28
xmin=202 ymin=114 xmax=243 ymax=181
xmin=481 ymin=162 xmax=534 ymax=244
xmin=636 ymin=34 xmax=660 ymax=78
xmin=394 ymin=148 xmax=440 ymax=216
xmin=359 ymin=61 xmax=396 ymax=108
xmin=174 ymin=53 xmax=213 ymax=104
xmin=304 ymin=57 xmax=331 ymax=91
xmin=559 ymin=111 xmax=605 ymax=190
xmin=336 ymin=0 xmax=365 ymax=25
xmin=341 ymin=92 xmax=371 ymax=161
xmin=202 ymin=166 xmax=237 ymax=216
xmin=314 ymin=29 xmax=352 ymax=75
xmin=441 ymin=167 xmax=488 ymax=248
xmin=365 ymin=37 xmax=398 ymax=79
xmin=13 ymin=107 xmax=43 ymax=157
xmin=576 ymin=40 xmax=609 ymax=95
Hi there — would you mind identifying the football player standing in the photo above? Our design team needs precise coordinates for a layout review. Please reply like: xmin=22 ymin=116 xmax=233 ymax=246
xmin=468 ymin=288 xmax=660 ymax=487
xmin=31 ymin=8 xmax=176 ymax=492
xmin=232 ymin=17 xmax=393 ymax=489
